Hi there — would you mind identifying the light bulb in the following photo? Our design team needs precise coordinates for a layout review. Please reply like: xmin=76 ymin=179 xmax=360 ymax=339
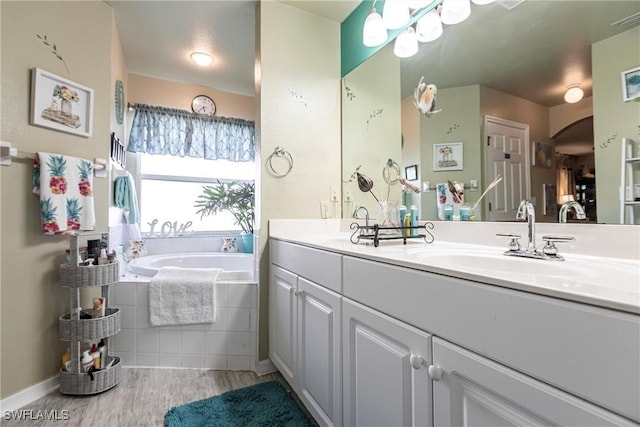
xmin=383 ymin=0 xmax=411 ymax=30
xmin=190 ymin=52 xmax=213 ymax=67
xmin=440 ymin=0 xmax=471 ymax=25
xmin=394 ymin=27 xmax=419 ymax=58
xmin=416 ymin=9 xmax=443 ymax=42
xmin=363 ymin=8 xmax=388 ymax=47
xmin=564 ymin=85 xmax=584 ymax=103
xmin=406 ymin=0 xmax=429 ymax=9
xmin=471 ymin=0 xmax=495 ymax=4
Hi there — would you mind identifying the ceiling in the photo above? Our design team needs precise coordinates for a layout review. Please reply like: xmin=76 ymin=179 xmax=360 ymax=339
xmin=108 ymin=1 xmax=638 ymax=155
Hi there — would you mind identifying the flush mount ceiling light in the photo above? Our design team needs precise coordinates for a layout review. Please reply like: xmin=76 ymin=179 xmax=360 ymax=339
xmin=440 ymin=0 xmax=471 ymax=25
xmin=564 ymin=85 xmax=584 ymax=103
xmin=190 ymin=52 xmax=213 ymax=67
xmin=383 ymin=0 xmax=411 ymax=30
xmin=394 ymin=26 xmax=419 ymax=58
xmin=363 ymin=6 xmax=388 ymax=47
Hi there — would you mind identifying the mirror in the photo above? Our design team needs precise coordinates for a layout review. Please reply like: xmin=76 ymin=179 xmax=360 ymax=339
xmin=342 ymin=0 xmax=640 ymax=224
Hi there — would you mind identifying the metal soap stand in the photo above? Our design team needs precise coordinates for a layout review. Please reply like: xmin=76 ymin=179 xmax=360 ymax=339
xmin=350 ymin=222 xmax=435 ymax=247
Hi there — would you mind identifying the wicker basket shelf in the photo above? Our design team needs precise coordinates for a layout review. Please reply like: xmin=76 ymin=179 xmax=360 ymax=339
xmin=59 ymin=262 xmax=118 ymax=288
xmin=59 ymin=357 xmax=121 ymax=395
xmin=59 ymin=308 xmax=121 ymax=341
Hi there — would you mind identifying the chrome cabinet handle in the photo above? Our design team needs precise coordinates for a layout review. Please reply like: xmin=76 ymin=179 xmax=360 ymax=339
xmin=293 ymin=289 xmax=302 ymax=296
xmin=410 ymin=354 xmax=424 ymax=370
xmin=428 ymin=365 xmax=444 ymax=381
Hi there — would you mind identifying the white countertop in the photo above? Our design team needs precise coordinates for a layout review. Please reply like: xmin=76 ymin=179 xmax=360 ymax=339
xmin=269 ymin=219 xmax=640 ymax=315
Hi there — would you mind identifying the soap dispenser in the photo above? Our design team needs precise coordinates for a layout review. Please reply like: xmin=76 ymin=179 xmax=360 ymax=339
xmin=410 ymin=205 xmax=419 ymax=236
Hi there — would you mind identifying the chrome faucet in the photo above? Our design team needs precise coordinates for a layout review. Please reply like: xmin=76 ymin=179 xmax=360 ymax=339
xmin=559 ymin=201 xmax=586 ymax=223
xmin=353 ymin=206 xmax=370 ymax=228
xmin=516 ymin=200 xmax=536 ymax=253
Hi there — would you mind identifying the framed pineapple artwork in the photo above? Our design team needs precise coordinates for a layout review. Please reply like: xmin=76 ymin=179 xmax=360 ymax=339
xmin=30 ymin=68 xmax=94 ymax=137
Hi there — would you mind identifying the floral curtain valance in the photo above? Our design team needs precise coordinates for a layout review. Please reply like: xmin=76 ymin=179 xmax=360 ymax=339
xmin=127 ymin=104 xmax=255 ymax=161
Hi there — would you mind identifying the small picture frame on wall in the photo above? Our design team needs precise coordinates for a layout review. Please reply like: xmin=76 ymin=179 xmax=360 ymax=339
xmin=30 ymin=68 xmax=94 ymax=137
xmin=621 ymin=66 xmax=640 ymax=102
xmin=405 ymin=164 xmax=418 ymax=181
xmin=532 ymin=141 xmax=552 ymax=168
xmin=433 ymin=142 xmax=463 ymax=171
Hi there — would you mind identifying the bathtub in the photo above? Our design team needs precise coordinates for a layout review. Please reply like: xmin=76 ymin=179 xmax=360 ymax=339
xmin=127 ymin=252 xmax=254 ymax=281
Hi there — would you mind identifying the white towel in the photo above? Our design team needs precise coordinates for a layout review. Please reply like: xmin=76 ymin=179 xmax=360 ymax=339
xmin=33 ymin=152 xmax=96 ymax=234
xmin=149 ymin=267 xmax=222 ymax=326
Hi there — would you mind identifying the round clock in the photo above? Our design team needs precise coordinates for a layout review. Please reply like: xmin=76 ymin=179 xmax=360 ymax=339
xmin=191 ymin=95 xmax=216 ymax=116
xmin=114 ymin=80 xmax=124 ymax=125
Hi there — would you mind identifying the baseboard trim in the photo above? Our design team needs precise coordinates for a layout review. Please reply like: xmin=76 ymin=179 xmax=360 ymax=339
xmin=256 ymin=359 xmax=277 ymax=376
xmin=0 ymin=375 xmax=59 ymax=413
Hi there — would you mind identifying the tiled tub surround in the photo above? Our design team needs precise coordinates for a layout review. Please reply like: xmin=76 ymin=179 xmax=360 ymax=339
xmin=109 ymin=277 xmax=257 ymax=370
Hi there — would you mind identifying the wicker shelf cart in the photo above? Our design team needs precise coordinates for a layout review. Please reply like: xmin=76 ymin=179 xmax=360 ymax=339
xmin=58 ymin=234 xmax=121 ymax=395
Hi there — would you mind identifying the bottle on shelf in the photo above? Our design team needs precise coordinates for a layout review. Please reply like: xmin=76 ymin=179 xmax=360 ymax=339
xmin=91 ymin=343 xmax=100 ymax=369
xmin=81 ymin=350 xmax=93 ymax=373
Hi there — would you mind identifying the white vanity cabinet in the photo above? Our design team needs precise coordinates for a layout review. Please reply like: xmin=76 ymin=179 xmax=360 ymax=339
xmin=431 ymin=337 xmax=634 ymax=427
xmin=269 ymin=241 xmax=343 ymax=427
xmin=342 ymin=298 xmax=432 ymax=427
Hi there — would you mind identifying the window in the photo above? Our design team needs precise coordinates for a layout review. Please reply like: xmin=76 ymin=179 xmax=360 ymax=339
xmin=139 ymin=153 xmax=255 ymax=235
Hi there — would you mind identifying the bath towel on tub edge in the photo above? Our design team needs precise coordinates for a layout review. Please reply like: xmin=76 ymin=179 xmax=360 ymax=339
xmin=149 ymin=267 xmax=222 ymax=326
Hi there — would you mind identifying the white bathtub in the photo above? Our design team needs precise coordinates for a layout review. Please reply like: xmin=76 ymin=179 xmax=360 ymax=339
xmin=127 ymin=252 xmax=254 ymax=281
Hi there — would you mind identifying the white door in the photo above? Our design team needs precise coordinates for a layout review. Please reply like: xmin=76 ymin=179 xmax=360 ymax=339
xmin=269 ymin=265 xmax=297 ymax=387
xmin=484 ymin=116 xmax=530 ymax=221
xmin=432 ymin=337 xmax=631 ymax=427
xmin=343 ymin=298 xmax=432 ymax=427
xmin=297 ymin=277 xmax=342 ymax=427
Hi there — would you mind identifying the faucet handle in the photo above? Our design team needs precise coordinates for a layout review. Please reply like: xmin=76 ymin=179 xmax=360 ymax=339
xmin=496 ymin=233 xmax=521 ymax=252
xmin=541 ymin=235 xmax=575 ymax=257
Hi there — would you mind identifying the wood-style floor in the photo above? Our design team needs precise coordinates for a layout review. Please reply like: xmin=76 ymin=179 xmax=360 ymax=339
xmin=3 ymin=368 xmax=310 ymax=427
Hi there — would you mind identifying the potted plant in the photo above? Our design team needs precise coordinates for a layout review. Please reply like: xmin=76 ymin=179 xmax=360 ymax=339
xmin=194 ymin=180 xmax=255 ymax=253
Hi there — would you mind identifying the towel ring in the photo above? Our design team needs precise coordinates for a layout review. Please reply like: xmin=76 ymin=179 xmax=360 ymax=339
xmin=268 ymin=146 xmax=293 ymax=177
xmin=382 ymin=159 xmax=401 ymax=184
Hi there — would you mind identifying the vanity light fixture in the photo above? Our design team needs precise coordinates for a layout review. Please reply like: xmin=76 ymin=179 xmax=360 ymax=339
xmin=190 ymin=52 xmax=213 ymax=67
xmin=564 ymin=84 xmax=584 ymax=103
xmin=394 ymin=26 xmax=419 ymax=58
xmin=471 ymin=0 xmax=496 ymax=5
xmin=416 ymin=8 xmax=443 ymax=42
xmin=440 ymin=0 xmax=471 ymax=25
xmin=383 ymin=0 xmax=411 ymax=30
xmin=363 ymin=4 xmax=388 ymax=47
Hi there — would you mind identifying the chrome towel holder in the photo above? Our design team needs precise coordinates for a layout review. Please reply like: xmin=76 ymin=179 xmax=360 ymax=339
xmin=267 ymin=146 xmax=293 ymax=177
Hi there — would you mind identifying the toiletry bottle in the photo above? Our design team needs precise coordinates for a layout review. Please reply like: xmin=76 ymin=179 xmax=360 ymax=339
xmin=61 ymin=348 xmax=71 ymax=371
xmin=81 ymin=350 xmax=93 ymax=373
xmin=98 ymin=248 xmax=108 ymax=265
xmin=91 ymin=344 xmax=100 ymax=369
xmin=399 ymin=205 xmax=407 ymax=228
xmin=98 ymin=339 xmax=107 ymax=365
xmin=410 ymin=205 xmax=419 ymax=236
xmin=403 ymin=214 xmax=411 ymax=237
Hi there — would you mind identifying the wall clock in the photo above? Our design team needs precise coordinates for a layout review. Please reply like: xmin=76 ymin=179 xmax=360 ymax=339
xmin=114 ymin=80 xmax=124 ymax=125
xmin=191 ymin=94 xmax=216 ymax=116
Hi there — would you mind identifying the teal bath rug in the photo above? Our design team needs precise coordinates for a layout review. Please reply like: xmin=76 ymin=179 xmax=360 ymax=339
xmin=164 ymin=380 xmax=314 ymax=427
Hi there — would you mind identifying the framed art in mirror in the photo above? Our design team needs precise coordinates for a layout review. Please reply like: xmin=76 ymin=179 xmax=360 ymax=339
xmin=621 ymin=66 xmax=640 ymax=102
xmin=30 ymin=68 xmax=94 ymax=137
xmin=433 ymin=142 xmax=463 ymax=171
xmin=405 ymin=164 xmax=418 ymax=181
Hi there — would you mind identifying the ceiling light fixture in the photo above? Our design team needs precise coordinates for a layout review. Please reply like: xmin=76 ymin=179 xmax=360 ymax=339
xmin=363 ymin=5 xmax=388 ymax=47
xmin=564 ymin=85 xmax=584 ymax=103
xmin=440 ymin=0 xmax=471 ymax=25
xmin=471 ymin=0 xmax=496 ymax=5
xmin=416 ymin=9 xmax=443 ymax=42
xmin=190 ymin=52 xmax=213 ymax=67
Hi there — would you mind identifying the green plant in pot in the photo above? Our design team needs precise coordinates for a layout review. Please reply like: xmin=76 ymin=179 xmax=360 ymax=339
xmin=194 ymin=180 xmax=255 ymax=253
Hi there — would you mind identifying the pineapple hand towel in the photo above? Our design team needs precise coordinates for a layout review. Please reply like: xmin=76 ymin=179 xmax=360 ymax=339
xmin=33 ymin=153 xmax=96 ymax=234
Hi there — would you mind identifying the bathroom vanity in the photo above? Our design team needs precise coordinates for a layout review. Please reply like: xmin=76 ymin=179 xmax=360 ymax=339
xmin=268 ymin=220 xmax=639 ymax=427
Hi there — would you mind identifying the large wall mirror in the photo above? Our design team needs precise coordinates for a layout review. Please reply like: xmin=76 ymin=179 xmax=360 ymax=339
xmin=342 ymin=0 xmax=640 ymax=224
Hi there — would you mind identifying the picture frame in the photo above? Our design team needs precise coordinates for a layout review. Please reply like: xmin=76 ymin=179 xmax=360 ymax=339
xmin=621 ymin=66 xmax=640 ymax=102
xmin=532 ymin=141 xmax=552 ymax=168
xmin=405 ymin=164 xmax=418 ymax=181
xmin=30 ymin=68 xmax=94 ymax=137
xmin=433 ymin=142 xmax=463 ymax=171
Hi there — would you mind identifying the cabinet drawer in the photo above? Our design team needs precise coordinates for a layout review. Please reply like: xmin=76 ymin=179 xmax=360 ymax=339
xmin=270 ymin=240 xmax=342 ymax=293
xmin=343 ymin=255 xmax=640 ymax=422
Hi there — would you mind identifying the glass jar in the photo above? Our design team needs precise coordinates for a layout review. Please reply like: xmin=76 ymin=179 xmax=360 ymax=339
xmin=377 ymin=201 xmax=401 ymax=234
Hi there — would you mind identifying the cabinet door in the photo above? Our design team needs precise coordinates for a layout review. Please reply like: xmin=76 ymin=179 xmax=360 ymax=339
xmin=269 ymin=265 xmax=297 ymax=387
xmin=343 ymin=298 xmax=432 ymax=427
xmin=297 ymin=277 xmax=342 ymax=427
xmin=432 ymin=337 xmax=634 ymax=427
